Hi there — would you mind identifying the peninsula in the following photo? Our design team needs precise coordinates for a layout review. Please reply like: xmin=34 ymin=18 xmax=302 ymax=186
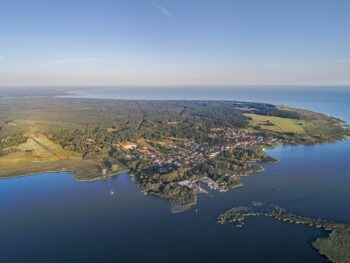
xmin=0 ymin=96 xmax=349 ymax=211
xmin=218 ymin=203 xmax=350 ymax=263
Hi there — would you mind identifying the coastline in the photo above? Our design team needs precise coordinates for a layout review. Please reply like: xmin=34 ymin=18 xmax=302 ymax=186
xmin=0 ymin=168 xmax=127 ymax=182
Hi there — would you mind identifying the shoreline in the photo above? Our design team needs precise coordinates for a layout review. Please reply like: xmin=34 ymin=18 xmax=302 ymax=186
xmin=0 ymin=169 xmax=127 ymax=182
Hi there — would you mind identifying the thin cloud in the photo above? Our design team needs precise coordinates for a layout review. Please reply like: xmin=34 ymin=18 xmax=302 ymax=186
xmin=152 ymin=1 xmax=175 ymax=18
xmin=43 ymin=57 xmax=98 ymax=66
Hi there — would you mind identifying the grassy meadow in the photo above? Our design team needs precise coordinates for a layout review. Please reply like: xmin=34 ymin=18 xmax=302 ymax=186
xmin=244 ymin=113 xmax=312 ymax=134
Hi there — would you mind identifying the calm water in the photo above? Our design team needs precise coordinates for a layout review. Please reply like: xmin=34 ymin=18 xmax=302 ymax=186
xmin=1 ymin=87 xmax=350 ymax=263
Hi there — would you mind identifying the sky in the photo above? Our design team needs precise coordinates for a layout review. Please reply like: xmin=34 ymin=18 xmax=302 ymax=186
xmin=0 ymin=0 xmax=350 ymax=86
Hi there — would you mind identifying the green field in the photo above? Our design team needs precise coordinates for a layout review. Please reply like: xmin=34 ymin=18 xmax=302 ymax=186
xmin=0 ymin=133 xmax=102 ymax=180
xmin=245 ymin=113 xmax=312 ymax=134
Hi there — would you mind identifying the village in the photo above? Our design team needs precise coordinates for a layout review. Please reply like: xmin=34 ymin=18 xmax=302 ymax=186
xmin=120 ymin=128 xmax=281 ymax=193
xmin=147 ymin=129 xmax=279 ymax=172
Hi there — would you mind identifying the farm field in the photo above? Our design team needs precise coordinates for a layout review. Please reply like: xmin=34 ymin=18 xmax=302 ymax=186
xmin=0 ymin=133 xmax=101 ymax=180
xmin=244 ymin=113 xmax=311 ymax=134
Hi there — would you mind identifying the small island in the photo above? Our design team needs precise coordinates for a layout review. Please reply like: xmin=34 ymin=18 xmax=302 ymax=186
xmin=0 ymin=96 xmax=349 ymax=211
xmin=218 ymin=203 xmax=350 ymax=263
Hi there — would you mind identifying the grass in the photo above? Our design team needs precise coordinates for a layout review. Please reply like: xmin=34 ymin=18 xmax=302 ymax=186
xmin=8 ymin=133 xmax=81 ymax=160
xmin=0 ymin=133 xmax=100 ymax=179
xmin=244 ymin=113 xmax=312 ymax=134
xmin=152 ymin=139 xmax=174 ymax=147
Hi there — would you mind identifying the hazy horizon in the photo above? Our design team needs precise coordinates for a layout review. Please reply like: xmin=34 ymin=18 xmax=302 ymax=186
xmin=1 ymin=0 xmax=350 ymax=86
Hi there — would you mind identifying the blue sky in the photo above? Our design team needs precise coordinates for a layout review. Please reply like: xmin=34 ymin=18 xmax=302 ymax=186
xmin=1 ymin=0 xmax=350 ymax=86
